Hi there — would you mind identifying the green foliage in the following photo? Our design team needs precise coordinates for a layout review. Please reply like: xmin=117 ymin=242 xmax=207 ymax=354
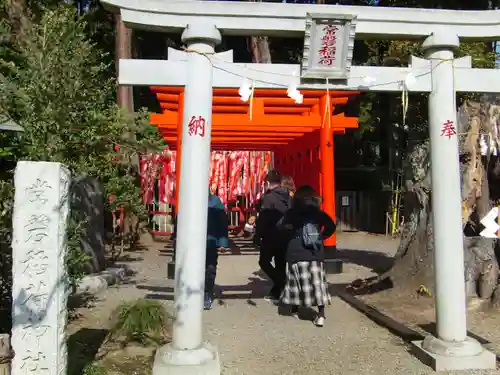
xmin=0 ymin=4 xmax=166 ymax=296
xmin=82 ymin=362 xmax=108 ymax=375
xmin=0 ymin=179 xmax=13 ymax=331
xmin=66 ymin=217 xmax=91 ymax=292
xmin=457 ymin=43 xmax=496 ymax=103
xmin=356 ymin=0 xmax=497 ymax=144
xmin=110 ymin=299 xmax=172 ymax=347
xmin=353 ymin=38 xmax=495 ymax=169
xmin=377 ymin=0 xmax=498 ymax=10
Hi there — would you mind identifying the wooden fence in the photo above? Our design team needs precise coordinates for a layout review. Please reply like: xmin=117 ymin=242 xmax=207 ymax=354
xmin=336 ymin=190 xmax=393 ymax=234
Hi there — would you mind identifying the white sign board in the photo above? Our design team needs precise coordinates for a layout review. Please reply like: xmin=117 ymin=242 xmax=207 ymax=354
xmin=341 ymin=196 xmax=350 ymax=206
xmin=301 ymin=13 xmax=356 ymax=80
xmin=479 ymin=207 xmax=500 ymax=238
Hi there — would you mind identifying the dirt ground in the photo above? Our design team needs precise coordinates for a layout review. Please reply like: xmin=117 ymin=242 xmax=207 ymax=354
xmin=67 ymin=232 xmax=500 ymax=375
xmin=350 ymin=234 xmax=500 ymax=362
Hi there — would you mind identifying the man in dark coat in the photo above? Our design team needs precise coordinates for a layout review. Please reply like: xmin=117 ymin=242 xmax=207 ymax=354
xmin=254 ymin=170 xmax=291 ymax=302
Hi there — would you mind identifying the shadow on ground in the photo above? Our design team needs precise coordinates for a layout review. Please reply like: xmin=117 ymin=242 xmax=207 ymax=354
xmin=419 ymin=322 xmax=492 ymax=347
xmin=158 ymin=237 xmax=259 ymax=258
xmin=137 ymin=270 xmax=350 ymax=312
xmin=337 ymin=248 xmax=394 ymax=274
xmin=338 ymin=290 xmax=500 ymax=365
xmin=68 ymin=294 xmax=98 ymax=322
xmin=68 ymin=328 xmax=108 ymax=375
xmin=338 ymin=290 xmax=425 ymax=346
xmin=137 ymin=270 xmax=272 ymax=305
xmin=277 ymin=305 xmax=320 ymax=321
xmin=114 ymin=253 xmax=144 ymax=263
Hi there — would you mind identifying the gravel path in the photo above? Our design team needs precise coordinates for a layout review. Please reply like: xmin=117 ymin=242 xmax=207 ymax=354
xmin=202 ymin=237 xmax=430 ymax=375
xmin=135 ymin=233 xmax=431 ymax=374
xmin=71 ymin=232 xmax=500 ymax=375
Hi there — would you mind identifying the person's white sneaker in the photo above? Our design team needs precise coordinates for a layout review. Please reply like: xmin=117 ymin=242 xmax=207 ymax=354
xmin=313 ymin=316 xmax=325 ymax=327
xmin=264 ymin=291 xmax=280 ymax=305
xmin=264 ymin=295 xmax=279 ymax=304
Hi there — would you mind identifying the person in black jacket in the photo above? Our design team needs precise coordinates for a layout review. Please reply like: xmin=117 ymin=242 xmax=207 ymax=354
xmin=277 ymin=184 xmax=336 ymax=327
xmin=254 ymin=170 xmax=291 ymax=302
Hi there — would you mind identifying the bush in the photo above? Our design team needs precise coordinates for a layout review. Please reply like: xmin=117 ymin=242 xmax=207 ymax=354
xmin=82 ymin=362 xmax=108 ymax=375
xmin=0 ymin=4 xmax=166 ymax=328
xmin=109 ymin=299 xmax=173 ymax=347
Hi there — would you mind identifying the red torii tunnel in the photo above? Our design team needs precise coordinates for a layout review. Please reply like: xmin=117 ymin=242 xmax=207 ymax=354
xmin=150 ymin=86 xmax=360 ymax=248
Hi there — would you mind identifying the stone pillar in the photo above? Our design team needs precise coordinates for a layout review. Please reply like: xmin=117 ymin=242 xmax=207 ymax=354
xmin=11 ymin=161 xmax=71 ymax=375
xmin=411 ymin=31 xmax=495 ymax=371
xmin=152 ymin=21 xmax=221 ymax=375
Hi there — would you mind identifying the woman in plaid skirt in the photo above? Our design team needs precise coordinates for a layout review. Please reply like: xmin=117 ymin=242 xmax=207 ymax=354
xmin=277 ymin=185 xmax=336 ymax=327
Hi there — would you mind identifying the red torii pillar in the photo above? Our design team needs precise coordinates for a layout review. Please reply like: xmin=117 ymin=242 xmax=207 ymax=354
xmin=275 ymin=129 xmax=318 ymax=190
xmin=319 ymin=94 xmax=337 ymax=250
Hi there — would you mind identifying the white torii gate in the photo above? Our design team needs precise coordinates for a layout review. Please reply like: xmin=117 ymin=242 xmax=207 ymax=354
xmin=102 ymin=1 xmax=500 ymax=373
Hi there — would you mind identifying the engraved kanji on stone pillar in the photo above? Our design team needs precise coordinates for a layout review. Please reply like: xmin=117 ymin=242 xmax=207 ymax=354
xmin=11 ymin=161 xmax=71 ymax=375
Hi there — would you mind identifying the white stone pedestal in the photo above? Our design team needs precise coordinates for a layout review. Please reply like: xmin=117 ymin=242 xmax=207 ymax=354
xmin=152 ymin=342 xmax=220 ymax=375
xmin=412 ymin=336 xmax=496 ymax=371
xmin=11 ymin=161 xmax=71 ymax=375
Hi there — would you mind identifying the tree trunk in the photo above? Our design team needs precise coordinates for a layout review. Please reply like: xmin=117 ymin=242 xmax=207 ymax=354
xmin=352 ymin=99 xmax=500 ymax=306
xmin=248 ymin=0 xmax=271 ymax=64
xmin=115 ymin=14 xmax=133 ymax=111
xmin=6 ymin=0 xmax=31 ymax=43
xmin=114 ymin=14 xmax=140 ymax=245
xmin=249 ymin=36 xmax=271 ymax=63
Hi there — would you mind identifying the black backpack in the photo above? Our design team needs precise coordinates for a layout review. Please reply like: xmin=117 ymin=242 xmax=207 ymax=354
xmin=300 ymin=218 xmax=323 ymax=253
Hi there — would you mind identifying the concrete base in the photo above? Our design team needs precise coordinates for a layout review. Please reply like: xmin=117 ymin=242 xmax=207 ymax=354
xmin=324 ymin=259 xmax=343 ymax=274
xmin=152 ymin=342 xmax=220 ymax=375
xmin=411 ymin=337 xmax=496 ymax=371
xmin=167 ymin=261 xmax=175 ymax=280
xmin=324 ymin=246 xmax=343 ymax=274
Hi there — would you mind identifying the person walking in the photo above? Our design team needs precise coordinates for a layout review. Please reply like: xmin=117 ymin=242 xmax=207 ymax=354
xmin=254 ymin=170 xmax=291 ymax=302
xmin=277 ymin=185 xmax=336 ymax=327
xmin=281 ymin=174 xmax=296 ymax=198
xmin=172 ymin=191 xmax=229 ymax=310
xmin=205 ymin=192 xmax=230 ymax=310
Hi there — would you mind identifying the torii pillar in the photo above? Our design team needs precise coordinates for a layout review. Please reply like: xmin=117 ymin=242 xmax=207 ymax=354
xmin=319 ymin=94 xmax=337 ymax=251
xmin=152 ymin=22 xmax=221 ymax=375
xmin=411 ymin=31 xmax=495 ymax=371
xmin=318 ymin=93 xmax=344 ymax=274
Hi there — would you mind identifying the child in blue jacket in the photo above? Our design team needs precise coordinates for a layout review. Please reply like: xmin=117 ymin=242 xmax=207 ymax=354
xmin=172 ymin=192 xmax=229 ymax=310
xmin=205 ymin=192 xmax=229 ymax=309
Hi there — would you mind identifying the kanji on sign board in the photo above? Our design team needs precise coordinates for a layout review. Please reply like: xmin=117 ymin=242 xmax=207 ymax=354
xmin=440 ymin=120 xmax=456 ymax=139
xmin=188 ymin=115 xmax=206 ymax=137
xmin=318 ymin=25 xmax=339 ymax=66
